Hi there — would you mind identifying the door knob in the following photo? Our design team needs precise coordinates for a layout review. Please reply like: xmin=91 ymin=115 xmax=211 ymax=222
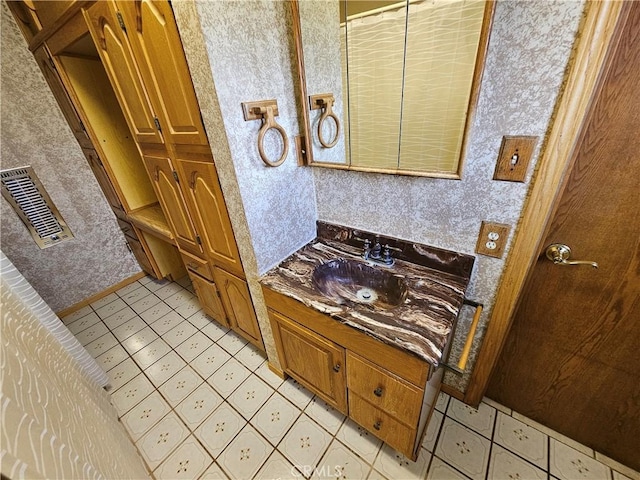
xmin=545 ymin=244 xmax=598 ymax=268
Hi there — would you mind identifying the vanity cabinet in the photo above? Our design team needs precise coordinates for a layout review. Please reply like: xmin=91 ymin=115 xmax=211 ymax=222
xmin=264 ymin=286 xmax=439 ymax=460
xmin=188 ymin=271 xmax=228 ymax=327
xmin=270 ymin=310 xmax=347 ymax=412
xmin=215 ymin=268 xmax=263 ymax=349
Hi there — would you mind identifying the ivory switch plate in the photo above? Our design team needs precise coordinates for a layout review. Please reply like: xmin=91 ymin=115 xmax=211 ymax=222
xmin=493 ymin=136 xmax=538 ymax=182
xmin=475 ymin=221 xmax=511 ymax=258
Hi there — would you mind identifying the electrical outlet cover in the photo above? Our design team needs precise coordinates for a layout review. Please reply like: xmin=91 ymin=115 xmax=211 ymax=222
xmin=475 ymin=221 xmax=511 ymax=258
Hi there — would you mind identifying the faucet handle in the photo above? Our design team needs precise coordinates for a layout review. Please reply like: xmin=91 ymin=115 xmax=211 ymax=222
xmin=382 ymin=244 xmax=397 ymax=265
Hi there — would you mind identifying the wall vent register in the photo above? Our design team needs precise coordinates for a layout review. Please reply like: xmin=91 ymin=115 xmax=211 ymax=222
xmin=1 ymin=166 xmax=74 ymax=248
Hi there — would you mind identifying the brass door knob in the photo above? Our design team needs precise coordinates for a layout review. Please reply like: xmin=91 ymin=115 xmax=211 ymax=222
xmin=545 ymin=243 xmax=598 ymax=268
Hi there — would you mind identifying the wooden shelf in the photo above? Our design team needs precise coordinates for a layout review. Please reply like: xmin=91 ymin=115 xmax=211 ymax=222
xmin=128 ymin=204 xmax=175 ymax=244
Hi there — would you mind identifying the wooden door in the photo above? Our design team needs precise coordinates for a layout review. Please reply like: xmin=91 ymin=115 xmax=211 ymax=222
xmin=487 ymin=3 xmax=640 ymax=471
xmin=84 ymin=0 xmax=163 ymax=145
xmin=270 ymin=310 xmax=347 ymax=413
xmin=189 ymin=273 xmax=228 ymax=327
xmin=214 ymin=268 xmax=264 ymax=350
xmin=118 ymin=0 xmax=208 ymax=146
xmin=176 ymin=157 xmax=244 ymax=277
xmin=140 ymin=150 xmax=201 ymax=254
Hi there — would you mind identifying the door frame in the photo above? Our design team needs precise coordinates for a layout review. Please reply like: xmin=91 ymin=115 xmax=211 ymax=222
xmin=464 ymin=1 xmax=628 ymax=406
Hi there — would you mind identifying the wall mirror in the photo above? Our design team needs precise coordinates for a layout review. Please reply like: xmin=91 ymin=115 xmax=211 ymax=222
xmin=292 ymin=0 xmax=494 ymax=178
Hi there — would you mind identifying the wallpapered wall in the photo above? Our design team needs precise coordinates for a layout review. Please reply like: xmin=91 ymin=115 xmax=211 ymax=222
xmin=180 ymin=0 xmax=585 ymax=393
xmin=0 ymin=3 xmax=141 ymax=312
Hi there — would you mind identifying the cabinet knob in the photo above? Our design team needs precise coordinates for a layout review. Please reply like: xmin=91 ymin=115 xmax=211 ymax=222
xmin=373 ymin=387 xmax=383 ymax=397
xmin=333 ymin=364 xmax=341 ymax=372
xmin=373 ymin=421 xmax=382 ymax=431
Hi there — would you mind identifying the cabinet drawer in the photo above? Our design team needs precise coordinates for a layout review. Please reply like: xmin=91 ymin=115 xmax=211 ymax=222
xmin=347 ymin=352 xmax=423 ymax=426
xmin=349 ymin=393 xmax=416 ymax=458
xmin=181 ymin=251 xmax=214 ymax=281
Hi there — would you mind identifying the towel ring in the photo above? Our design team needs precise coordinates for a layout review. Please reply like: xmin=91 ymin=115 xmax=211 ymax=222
xmin=310 ymin=94 xmax=340 ymax=149
xmin=241 ymin=100 xmax=289 ymax=167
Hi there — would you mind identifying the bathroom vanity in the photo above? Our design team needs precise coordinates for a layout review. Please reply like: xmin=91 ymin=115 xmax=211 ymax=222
xmin=261 ymin=223 xmax=476 ymax=460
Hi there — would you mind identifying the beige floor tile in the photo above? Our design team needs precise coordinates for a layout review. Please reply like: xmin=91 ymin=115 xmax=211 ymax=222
xmin=175 ymin=383 xmax=223 ymax=430
xmin=422 ymin=410 xmax=444 ymax=453
xmin=149 ymin=310 xmax=185 ymax=336
xmin=235 ymin=343 xmax=267 ymax=372
xmin=494 ymin=411 xmax=548 ymax=469
xmin=195 ymin=402 xmax=246 ymax=457
xmin=185 ymin=310 xmax=214 ymax=329
xmin=175 ymin=331 xmax=214 ymax=362
xmin=255 ymin=361 xmax=285 ymax=389
xmin=218 ymin=425 xmax=273 ymax=479
xmin=121 ymin=326 xmax=159 ymax=354
xmin=130 ymin=293 xmax=162 ymax=315
xmin=278 ymin=378 xmax=314 ymax=410
xmin=90 ymin=292 xmax=119 ymax=310
xmin=255 ymin=450 xmax=297 ymax=480
xmin=304 ymin=396 xmax=346 ymax=435
xmin=336 ymin=418 xmax=383 ymax=464
xmin=447 ymin=397 xmax=496 ymax=439
xmin=252 ymin=392 xmax=301 ymax=446
xmin=312 ymin=439 xmax=371 ymax=479
xmin=208 ymin=358 xmax=251 ymax=398
xmin=191 ymin=344 xmax=231 ymax=379
xmin=159 ymin=366 xmax=203 ymax=407
xmin=136 ymin=411 xmax=190 ymax=470
xmin=228 ymin=374 xmax=274 ymax=420
xmin=132 ymin=338 xmax=172 ymax=369
xmin=66 ymin=312 xmax=101 ymax=335
xmin=435 ymin=417 xmax=491 ymax=480
xmin=595 ymin=452 xmax=640 ymax=480
xmin=121 ymin=391 xmax=172 ymax=441
xmin=118 ymin=285 xmax=152 ymax=305
xmin=199 ymin=462 xmax=229 ymax=480
xmin=74 ymin=321 xmax=109 ymax=346
xmin=85 ymin=332 xmax=119 ymax=358
xmin=201 ymin=320 xmax=230 ymax=342
xmin=106 ymin=357 xmax=141 ymax=392
xmin=102 ymin=306 xmax=138 ymax=330
xmin=163 ymin=321 xmax=199 ymax=348
xmin=165 ymin=290 xmax=196 ymax=310
xmin=427 ymin=456 xmax=470 ymax=479
xmin=372 ymin=443 xmax=431 ymax=480
xmin=281 ymin=414 xmax=332 ymax=477
xmin=174 ymin=296 xmax=202 ymax=319
xmin=488 ymin=444 xmax=546 ymax=480
xmin=111 ymin=373 xmax=155 ymax=416
xmin=140 ymin=302 xmax=173 ymax=324
xmin=154 ymin=435 xmax=212 ymax=480
xmin=95 ymin=298 xmax=128 ymax=319
xmin=95 ymin=344 xmax=128 ymax=371
xmin=112 ymin=316 xmax=147 ymax=342
xmin=550 ymin=439 xmax=611 ymax=480
xmin=482 ymin=396 xmax=512 ymax=415
xmin=61 ymin=305 xmax=93 ymax=324
xmin=217 ymin=330 xmax=249 ymax=356
xmin=115 ymin=281 xmax=144 ymax=298
xmin=145 ymin=351 xmax=187 ymax=387
xmin=154 ymin=282 xmax=184 ymax=299
xmin=436 ymin=392 xmax=451 ymax=413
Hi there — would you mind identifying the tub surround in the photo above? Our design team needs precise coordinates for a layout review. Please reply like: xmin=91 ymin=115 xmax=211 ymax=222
xmin=261 ymin=222 xmax=475 ymax=366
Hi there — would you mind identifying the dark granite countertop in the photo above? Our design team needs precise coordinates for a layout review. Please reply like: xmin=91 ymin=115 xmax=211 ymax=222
xmin=260 ymin=222 xmax=475 ymax=366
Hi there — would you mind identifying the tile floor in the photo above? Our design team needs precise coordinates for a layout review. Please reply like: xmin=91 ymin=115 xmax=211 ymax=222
xmin=63 ymin=275 xmax=640 ymax=480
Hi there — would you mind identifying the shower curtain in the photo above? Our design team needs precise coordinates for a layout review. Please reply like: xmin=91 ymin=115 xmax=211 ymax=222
xmin=0 ymin=251 xmax=149 ymax=479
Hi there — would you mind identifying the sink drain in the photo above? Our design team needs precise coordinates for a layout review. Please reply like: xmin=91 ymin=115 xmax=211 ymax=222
xmin=355 ymin=288 xmax=378 ymax=304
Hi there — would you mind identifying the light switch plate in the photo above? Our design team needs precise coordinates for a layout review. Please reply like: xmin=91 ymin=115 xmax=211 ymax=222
xmin=475 ymin=221 xmax=511 ymax=258
xmin=493 ymin=136 xmax=538 ymax=182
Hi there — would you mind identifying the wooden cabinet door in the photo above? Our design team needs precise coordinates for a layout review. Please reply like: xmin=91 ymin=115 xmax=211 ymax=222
xmin=189 ymin=273 xmax=228 ymax=327
xmin=140 ymin=151 xmax=200 ymax=254
xmin=84 ymin=0 xmax=163 ymax=145
xmin=214 ymin=268 xmax=264 ymax=350
xmin=33 ymin=46 xmax=92 ymax=148
xmin=270 ymin=310 xmax=347 ymax=413
xmin=82 ymin=148 xmax=125 ymax=216
xmin=119 ymin=0 xmax=208 ymax=146
xmin=176 ymin=157 xmax=243 ymax=277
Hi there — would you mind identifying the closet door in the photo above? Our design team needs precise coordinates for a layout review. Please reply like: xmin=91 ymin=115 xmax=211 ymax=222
xmin=83 ymin=0 xmax=163 ymax=145
xmin=141 ymin=149 xmax=201 ymax=254
xmin=175 ymin=156 xmax=244 ymax=277
xmin=119 ymin=0 xmax=208 ymax=146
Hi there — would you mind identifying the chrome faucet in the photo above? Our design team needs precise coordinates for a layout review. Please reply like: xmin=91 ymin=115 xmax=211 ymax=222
xmin=356 ymin=236 xmax=399 ymax=266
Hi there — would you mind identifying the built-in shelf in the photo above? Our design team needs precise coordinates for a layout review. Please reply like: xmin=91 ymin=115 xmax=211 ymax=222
xmin=127 ymin=204 xmax=174 ymax=244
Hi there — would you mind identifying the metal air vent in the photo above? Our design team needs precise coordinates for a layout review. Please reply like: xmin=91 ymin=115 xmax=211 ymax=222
xmin=1 ymin=166 xmax=74 ymax=248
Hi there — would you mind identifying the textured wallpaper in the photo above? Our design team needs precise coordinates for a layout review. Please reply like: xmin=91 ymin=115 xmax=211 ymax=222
xmin=1 ymin=3 xmax=141 ymax=312
xmin=314 ymin=0 xmax=585 ymax=390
